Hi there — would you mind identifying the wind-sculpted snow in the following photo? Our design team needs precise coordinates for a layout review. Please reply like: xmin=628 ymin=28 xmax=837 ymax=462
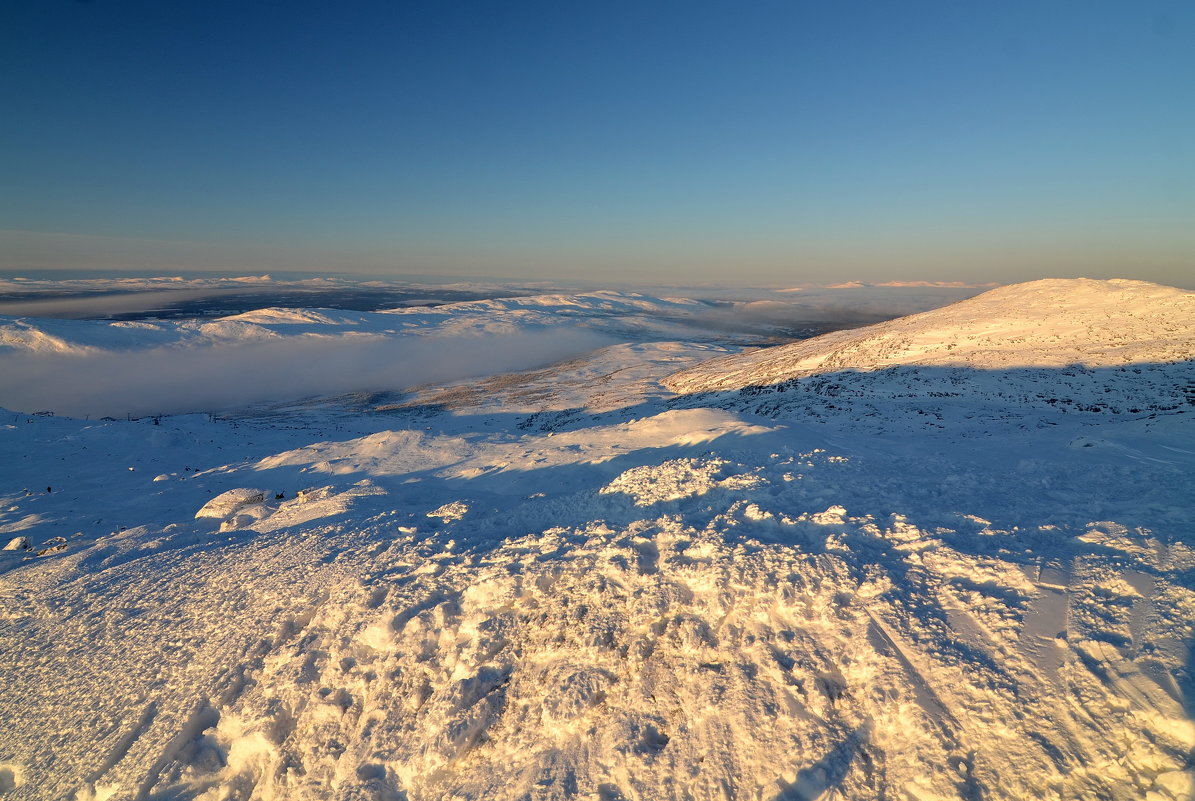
xmin=2 ymin=278 xmax=1195 ymax=800
xmin=3 ymin=410 xmax=1194 ymax=800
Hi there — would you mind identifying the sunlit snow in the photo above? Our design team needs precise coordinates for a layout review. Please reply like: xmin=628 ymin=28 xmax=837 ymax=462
xmin=1 ymin=279 xmax=1194 ymax=800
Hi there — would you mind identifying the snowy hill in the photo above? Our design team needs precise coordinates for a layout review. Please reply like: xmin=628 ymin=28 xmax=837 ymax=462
xmin=667 ymin=278 xmax=1194 ymax=390
xmin=666 ymin=279 xmax=1195 ymax=428
xmin=2 ymin=278 xmax=1195 ymax=800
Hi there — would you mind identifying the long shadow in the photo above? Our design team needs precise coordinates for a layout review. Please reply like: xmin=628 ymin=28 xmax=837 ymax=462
xmin=75 ymin=359 xmax=1183 ymax=574
xmin=7 ymin=359 xmax=1193 ymax=580
xmin=231 ymin=361 xmax=1195 ymax=557
xmin=771 ymin=722 xmax=872 ymax=801
xmin=5 ymin=360 xmax=1192 ymax=587
xmin=669 ymin=360 xmax=1195 ymax=419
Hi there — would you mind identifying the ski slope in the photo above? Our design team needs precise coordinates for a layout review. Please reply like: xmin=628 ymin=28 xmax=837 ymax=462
xmin=2 ymin=279 xmax=1194 ymax=801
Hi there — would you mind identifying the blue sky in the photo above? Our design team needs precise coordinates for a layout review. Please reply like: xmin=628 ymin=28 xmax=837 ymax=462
xmin=2 ymin=0 xmax=1192 ymax=285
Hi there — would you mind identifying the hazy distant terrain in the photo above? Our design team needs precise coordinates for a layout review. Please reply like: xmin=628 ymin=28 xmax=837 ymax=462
xmin=0 ymin=275 xmax=530 ymax=321
xmin=0 ymin=273 xmax=989 ymax=324
xmin=2 ymin=278 xmax=1192 ymax=801
xmin=0 ymin=287 xmax=518 ymax=321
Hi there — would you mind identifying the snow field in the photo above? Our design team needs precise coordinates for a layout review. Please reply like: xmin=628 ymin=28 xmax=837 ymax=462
xmin=1 ymin=279 xmax=1194 ymax=800
xmin=3 ymin=411 xmax=1194 ymax=799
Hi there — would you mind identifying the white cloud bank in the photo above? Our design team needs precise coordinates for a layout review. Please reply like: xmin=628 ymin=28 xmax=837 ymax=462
xmin=0 ymin=330 xmax=612 ymax=418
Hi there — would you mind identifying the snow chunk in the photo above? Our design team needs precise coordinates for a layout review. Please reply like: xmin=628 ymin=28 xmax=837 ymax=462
xmin=811 ymin=505 xmax=848 ymax=525
xmin=74 ymin=782 xmax=120 ymax=801
xmin=1151 ymin=770 xmax=1194 ymax=799
xmin=0 ymin=764 xmax=23 ymax=792
xmin=3 ymin=536 xmax=30 ymax=551
xmin=1079 ymin=521 xmax=1157 ymax=559
xmin=428 ymin=501 xmax=469 ymax=523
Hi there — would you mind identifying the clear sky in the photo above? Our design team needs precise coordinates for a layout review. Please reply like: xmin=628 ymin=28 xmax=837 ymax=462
xmin=2 ymin=0 xmax=1192 ymax=286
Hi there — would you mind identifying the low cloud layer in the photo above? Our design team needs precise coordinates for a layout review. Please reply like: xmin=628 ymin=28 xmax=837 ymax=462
xmin=0 ymin=330 xmax=612 ymax=418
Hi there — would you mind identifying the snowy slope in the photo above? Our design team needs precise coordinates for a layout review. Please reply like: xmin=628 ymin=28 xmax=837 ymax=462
xmin=2 ymin=279 xmax=1195 ymax=801
xmin=666 ymin=279 xmax=1195 ymax=430
xmin=667 ymin=278 xmax=1194 ymax=390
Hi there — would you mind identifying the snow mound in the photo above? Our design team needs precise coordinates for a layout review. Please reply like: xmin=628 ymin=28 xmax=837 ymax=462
xmin=246 ymin=482 xmax=386 ymax=533
xmin=666 ymin=278 xmax=1195 ymax=394
xmin=195 ymin=484 xmax=387 ymax=533
xmin=601 ymin=458 xmax=763 ymax=506
xmin=195 ymin=488 xmax=267 ymax=520
xmin=219 ymin=308 xmax=362 ymax=326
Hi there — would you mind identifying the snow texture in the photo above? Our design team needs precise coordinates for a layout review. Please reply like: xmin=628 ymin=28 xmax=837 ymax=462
xmin=1 ymin=279 xmax=1194 ymax=801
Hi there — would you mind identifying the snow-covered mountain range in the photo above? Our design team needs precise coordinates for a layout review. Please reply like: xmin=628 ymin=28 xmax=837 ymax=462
xmin=1 ymin=278 xmax=1193 ymax=801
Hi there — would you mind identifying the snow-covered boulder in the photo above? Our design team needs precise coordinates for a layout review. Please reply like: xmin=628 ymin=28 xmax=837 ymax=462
xmin=195 ymin=488 xmax=267 ymax=520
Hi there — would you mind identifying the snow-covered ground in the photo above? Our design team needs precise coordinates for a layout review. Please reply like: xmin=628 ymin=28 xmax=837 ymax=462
xmin=1 ymin=279 xmax=1193 ymax=800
